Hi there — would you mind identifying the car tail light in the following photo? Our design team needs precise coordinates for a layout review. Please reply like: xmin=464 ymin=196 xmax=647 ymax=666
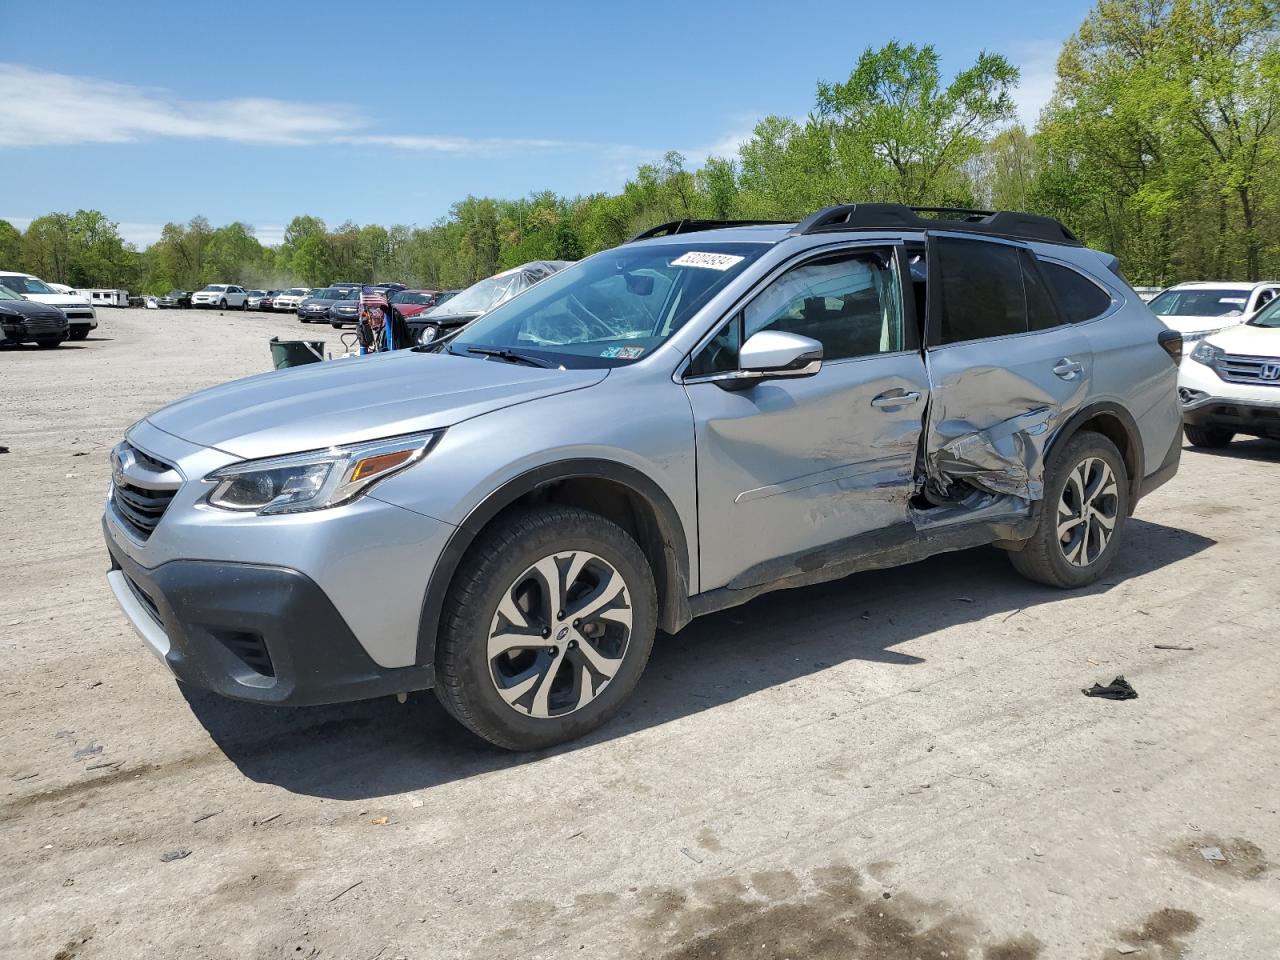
xmin=1157 ymin=329 xmax=1183 ymax=363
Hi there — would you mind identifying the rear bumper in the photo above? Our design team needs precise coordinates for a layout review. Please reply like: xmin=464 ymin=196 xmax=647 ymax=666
xmin=105 ymin=521 xmax=436 ymax=706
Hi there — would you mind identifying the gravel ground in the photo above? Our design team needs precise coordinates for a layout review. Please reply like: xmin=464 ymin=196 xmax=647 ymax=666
xmin=1 ymin=308 xmax=1278 ymax=960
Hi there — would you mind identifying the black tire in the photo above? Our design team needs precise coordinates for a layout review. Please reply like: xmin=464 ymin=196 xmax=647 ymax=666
xmin=330 ymin=321 xmax=342 ymax=329
xmin=218 ymin=299 xmax=227 ymax=310
xmin=1183 ymin=424 xmax=1234 ymax=449
xmin=435 ymin=505 xmax=658 ymax=750
xmin=241 ymin=299 xmax=248 ymax=311
xmin=35 ymin=338 xmax=62 ymax=349
xmin=69 ymin=328 xmax=89 ymax=341
xmin=1007 ymin=430 xmax=1130 ymax=589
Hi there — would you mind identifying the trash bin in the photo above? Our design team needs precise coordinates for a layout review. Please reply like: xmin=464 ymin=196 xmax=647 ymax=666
xmin=269 ymin=337 xmax=325 ymax=369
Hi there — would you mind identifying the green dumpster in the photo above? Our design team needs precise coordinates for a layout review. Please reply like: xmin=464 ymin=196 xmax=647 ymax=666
xmin=269 ymin=337 xmax=325 ymax=369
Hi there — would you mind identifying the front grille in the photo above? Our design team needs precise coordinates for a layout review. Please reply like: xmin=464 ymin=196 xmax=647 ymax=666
xmin=1215 ymin=353 xmax=1280 ymax=386
xmin=110 ymin=441 xmax=182 ymax=540
xmin=123 ymin=572 xmax=163 ymax=625
xmin=22 ymin=317 xmax=66 ymax=334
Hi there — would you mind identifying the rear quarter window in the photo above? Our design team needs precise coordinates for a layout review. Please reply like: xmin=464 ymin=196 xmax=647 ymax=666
xmin=1039 ymin=262 xmax=1113 ymax=323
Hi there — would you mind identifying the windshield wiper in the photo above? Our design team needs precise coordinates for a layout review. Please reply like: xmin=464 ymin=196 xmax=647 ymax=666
xmin=463 ymin=346 xmax=555 ymax=368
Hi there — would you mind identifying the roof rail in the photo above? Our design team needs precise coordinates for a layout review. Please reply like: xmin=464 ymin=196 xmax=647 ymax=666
xmin=790 ymin=203 xmax=1082 ymax=247
xmin=629 ymin=219 xmax=789 ymax=242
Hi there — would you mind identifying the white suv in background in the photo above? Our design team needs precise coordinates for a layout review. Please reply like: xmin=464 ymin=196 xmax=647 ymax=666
xmin=191 ymin=284 xmax=249 ymax=310
xmin=271 ymin=288 xmax=312 ymax=312
xmin=0 ymin=271 xmax=98 ymax=340
xmin=1149 ymin=280 xmax=1280 ymax=345
xmin=1179 ymin=296 xmax=1280 ymax=447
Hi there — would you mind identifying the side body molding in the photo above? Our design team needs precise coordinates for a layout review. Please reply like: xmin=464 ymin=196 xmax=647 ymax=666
xmin=414 ymin=459 xmax=692 ymax=665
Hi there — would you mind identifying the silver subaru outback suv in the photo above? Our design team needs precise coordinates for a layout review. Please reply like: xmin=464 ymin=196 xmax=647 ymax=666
xmin=104 ymin=205 xmax=1183 ymax=749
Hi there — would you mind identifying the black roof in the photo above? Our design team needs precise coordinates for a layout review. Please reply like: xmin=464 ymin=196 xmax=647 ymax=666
xmin=628 ymin=205 xmax=1081 ymax=248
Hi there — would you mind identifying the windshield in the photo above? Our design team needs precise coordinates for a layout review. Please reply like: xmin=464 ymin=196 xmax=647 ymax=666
xmin=285 ymin=288 xmax=308 ymax=296
xmin=1248 ymin=297 xmax=1280 ymax=328
xmin=0 ymin=285 xmax=22 ymax=300
xmin=200 ymin=285 xmax=226 ymax=292
xmin=392 ymin=291 xmax=433 ymax=305
xmin=165 ymin=289 xmax=185 ymax=297
xmin=0 ymin=275 xmax=54 ymax=294
xmin=448 ymin=242 xmax=768 ymax=367
xmin=1148 ymin=288 xmax=1248 ymax=317
xmin=310 ymin=288 xmax=343 ymax=299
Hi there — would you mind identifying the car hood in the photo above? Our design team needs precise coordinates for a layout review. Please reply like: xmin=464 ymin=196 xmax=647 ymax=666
xmin=1157 ymin=313 xmax=1246 ymax=335
xmin=144 ymin=349 xmax=609 ymax=460
xmin=23 ymin=293 xmax=90 ymax=309
xmin=1205 ymin=322 xmax=1280 ymax=357
xmin=0 ymin=298 xmax=66 ymax=319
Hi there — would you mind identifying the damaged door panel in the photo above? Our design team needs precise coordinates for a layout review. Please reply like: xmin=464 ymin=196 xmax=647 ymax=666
xmin=685 ymin=244 xmax=928 ymax=592
xmin=918 ymin=232 xmax=1093 ymax=510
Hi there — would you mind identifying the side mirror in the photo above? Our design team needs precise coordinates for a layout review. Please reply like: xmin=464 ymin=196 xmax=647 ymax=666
xmin=715 ymin=330 xmax=823 ymax=390
xmin=740 ymin=330 xmax=822 ymax=377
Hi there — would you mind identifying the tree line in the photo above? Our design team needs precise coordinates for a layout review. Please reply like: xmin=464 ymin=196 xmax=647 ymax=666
xmin=3 ymin=0 xmax=1277 ymax=294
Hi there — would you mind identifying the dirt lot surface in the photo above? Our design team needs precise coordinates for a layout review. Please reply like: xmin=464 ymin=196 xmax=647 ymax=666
xmin=2 ymin=308 xmax=1278 ymax=960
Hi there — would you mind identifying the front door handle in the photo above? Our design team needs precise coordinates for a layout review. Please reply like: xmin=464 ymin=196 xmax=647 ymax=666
xmin=870 ymin=390 xmax=921 ymax=408
xmin=1053 ymin=358 xmax=1084 ymax=380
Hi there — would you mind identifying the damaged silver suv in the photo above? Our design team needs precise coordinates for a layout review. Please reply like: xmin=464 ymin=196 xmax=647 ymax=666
xmin=103 ymin=205 xmax=1183 ymax=749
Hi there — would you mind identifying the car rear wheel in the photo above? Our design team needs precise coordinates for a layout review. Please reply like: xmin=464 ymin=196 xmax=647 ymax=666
xmin=435 ymin=505 xmax=657 ymax=750
xmin=1007 ymin=430 xmax=1129 ymax=589
xmin=1183 ymin=425 xmax=1234 ymax=448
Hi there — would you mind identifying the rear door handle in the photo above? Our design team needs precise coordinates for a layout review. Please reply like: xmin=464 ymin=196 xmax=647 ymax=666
xmin=870 ymin=390 xmax=921 ymax=408
xmin=1053 ymin=358 xmax=1084 ymax=380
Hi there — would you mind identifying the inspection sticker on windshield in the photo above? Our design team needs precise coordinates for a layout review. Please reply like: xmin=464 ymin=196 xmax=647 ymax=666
xmin=600 ymin=345 xmax=646 ymax=359
xmin=672 ymin=251 xmax=745 ymax=271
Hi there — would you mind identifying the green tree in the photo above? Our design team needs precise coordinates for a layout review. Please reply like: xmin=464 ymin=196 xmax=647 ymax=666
xmin=0 ymin=219 xmax=24 ymax=270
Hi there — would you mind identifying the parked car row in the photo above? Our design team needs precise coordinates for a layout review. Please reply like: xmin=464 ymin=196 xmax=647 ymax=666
xmin=0 ymin=270 xmax=98 ymax=346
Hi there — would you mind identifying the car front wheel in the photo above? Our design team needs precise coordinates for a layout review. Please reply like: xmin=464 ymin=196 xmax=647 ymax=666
xmin=435 ymin=505 xmax=657 ymax=750
xmin=1007 ymin=430 xmax=1129 ymax=589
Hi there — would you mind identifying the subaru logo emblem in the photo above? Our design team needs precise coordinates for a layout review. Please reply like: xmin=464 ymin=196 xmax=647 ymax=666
xmin=1261 ymin=363 xmax=1280 ymax=381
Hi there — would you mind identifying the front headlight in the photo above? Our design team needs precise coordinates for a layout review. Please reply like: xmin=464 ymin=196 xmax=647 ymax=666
xmin=1189 ymin=341 xmax=1222 ymax=366
xmin=204 ymin=431 xmax=437 ymax=515
xmin=418 ymin=324 xmax=439 ymax=345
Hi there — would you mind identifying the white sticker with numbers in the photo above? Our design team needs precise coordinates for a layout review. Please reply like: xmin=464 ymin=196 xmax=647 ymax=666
xmin=671 ymin=251 xmax=745 ymax=271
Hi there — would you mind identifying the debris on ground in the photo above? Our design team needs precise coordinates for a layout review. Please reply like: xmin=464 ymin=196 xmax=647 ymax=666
xmin=370 ymin=816 xmax=389 ymax=825
xmin=73 ymin=743 xmax=103 ymax=758
xmin=253 ymin=813 xmax=282 ymax=826
xmin=1083 ymin=676 xmax=1138 ymax=700
xmin=329 ymin=880 xmax=363 ymax=902
xmin=85 ymin=760 xmax=122 ymax=771
xmin=0 ymin=445 xmax=8 ymax=454
xmin=1154 ymin=644 xmax=1194 ymax=651
xmin=192 ymin=811 xmax=221 ymax=824
xmin=160 ymin=849 xmax=191 ymax=862
xmin=680 ymin=847 xmax=704 ymax=864
xmin=1199 ymin=846 xmax=1227 ymax=862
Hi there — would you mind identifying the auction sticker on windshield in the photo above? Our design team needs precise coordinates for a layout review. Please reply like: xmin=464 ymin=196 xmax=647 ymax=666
xmin=671 ymin=251 xmax=745 ymax=271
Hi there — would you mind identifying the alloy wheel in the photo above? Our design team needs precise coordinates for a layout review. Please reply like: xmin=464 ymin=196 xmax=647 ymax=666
xmin=487 ymin=550 xmax=633 ymax=719
xmin=1056 ymin=456 xmax=1119 ymax=567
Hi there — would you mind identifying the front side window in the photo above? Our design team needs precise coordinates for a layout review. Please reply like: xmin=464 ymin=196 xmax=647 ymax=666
xmin=741 ymin=249 xmax=904 ymax=361
xmin=448 ymin=242 xmax=767 ymax=368
xmin=1248 ymin=297 xmax=1280 ymax=328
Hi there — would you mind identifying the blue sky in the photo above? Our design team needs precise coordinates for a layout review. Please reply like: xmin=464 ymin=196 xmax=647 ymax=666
xmin=0 ymin=0 xmax=1093 ymax=248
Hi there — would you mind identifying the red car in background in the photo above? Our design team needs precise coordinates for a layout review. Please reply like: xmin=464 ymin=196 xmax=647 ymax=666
xmin=389 ymin=289 xmax=443 ymax=319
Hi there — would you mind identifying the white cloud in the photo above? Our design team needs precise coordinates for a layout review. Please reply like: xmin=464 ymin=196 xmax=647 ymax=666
xmin=1013 ymin=41 xmax=1061 ymax=129
xmin=0 ymin=64 xmax=594 ymax=156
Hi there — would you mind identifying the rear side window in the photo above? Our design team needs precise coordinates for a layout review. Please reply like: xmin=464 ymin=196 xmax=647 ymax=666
xmin=1020 ymin=250 xmax=1061 ymax=331
xmin=934 ymin=236 xmax=1026 ymax=342
xmin=1040 ymin=262 xmax=1112 ymax=322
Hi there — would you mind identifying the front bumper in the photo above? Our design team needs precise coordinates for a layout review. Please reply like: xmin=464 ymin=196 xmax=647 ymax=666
xmin=105 ymin=528 xmax=435 ymax=705
xmin=1178 ymin=354 xmax=1280 ymax=438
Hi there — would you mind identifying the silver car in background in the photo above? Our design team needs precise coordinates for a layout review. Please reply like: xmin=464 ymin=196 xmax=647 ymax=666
xmin=103 ymin=204 xmax=1182 ymax=749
